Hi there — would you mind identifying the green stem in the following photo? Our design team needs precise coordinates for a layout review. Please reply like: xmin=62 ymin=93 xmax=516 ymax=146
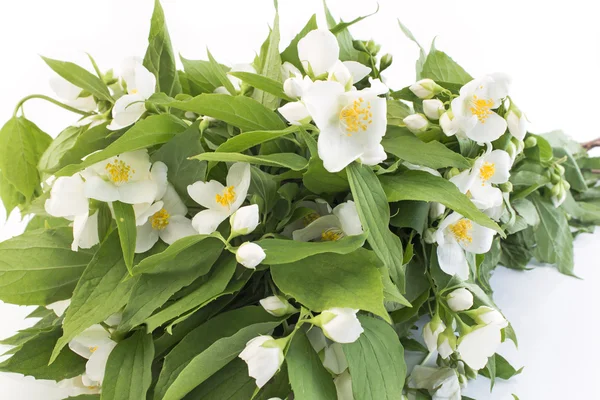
xmin=13 ymin=94 xmax=94 ymax=118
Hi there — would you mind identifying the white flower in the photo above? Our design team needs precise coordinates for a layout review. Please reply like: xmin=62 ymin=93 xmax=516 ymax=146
xmin=82 ymin=150 xmax=167 ymax=205
xmin=409 ymin=366 xmax=461 ymax=400
xmin=450 ymin=73 xmax=511 ymax=143
xmin=133 ymin=184 xmax=196 ymax=253
xmin=323 ymin=342 xmax=348 ymax=374
xmin=318 ymin=308 xmax=363 ymax=344
xmin=259 ymin=295 xmax=298 ymax=317
xmin=282 ymin=199 xmax=332 ymax=237
xmin=297 ymin=29 xmax=340 ymax=77
xmin=468 ymin=306 xmax=508 ymax=328
xmin=230 ymin=204 xmax=260 ymax=238
xmin=334 ymin=370 xmax=354 ymax=400
xmin=292 ymin=200 xmax=362 ymax=242
xmin=423 ymin=317 xmax=446 ymax=352
xmin=439 ymin=110 xmax=461 ymax=137
xmin=50 ymin=76 xmax=96 ymax=112
xmin=437 ymin=334 xmax=455 ymax=360
xmin=108 ymin=57 xmax=156 ymax=130
xmin=68 ymin=324 xmax=117 ymax=385
xmin=446 ymin=288 xmax=473 ymax=312
xmin=278 ymin=101 xmax=312 ymax=126
xmin=215 ymin=63 xmax=257 ymax=94
xmin=404 ymin=114 xmax=429 ymax=133
xmin=236 ymin=242 xmax=266 ymax=269
xmin=239 ymin=335 xmax=284 ymax=388
xmin=409 ymin=79 xmax=444 ymax=100
xmin=58 ymin=375 xmax=100 ymax=396
xmin=303 ymin=80 xmax=387 ymax=172
xmin=435 ymin=212 xmax=496 ymax=280
xmin=457 ymin=324 xmax=502 ymax=370
xmin=44 ymin=174 xmax=100 ymax=251
xmin=187 ymin=162 xmax=251 ymax=234
xmin=506 ymin=109 xmax=527 ymax=141
xmin=423 ymin=99 xmax=445 ymax=120
xmin=328 ymin=60 xmax=371 ymax=90
xmin=46 ymin=299 xmax=71 ymax=317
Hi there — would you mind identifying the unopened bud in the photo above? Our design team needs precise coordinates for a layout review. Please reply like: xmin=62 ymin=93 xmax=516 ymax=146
xmin=524 ymin=136 xmax=537 ymax=148
xmin=499 ymin=182 xmax=513 ymax=193
xmin=259 ymin=295 xmax=299 ymax=317
xmin=445 ymin=167 xmax=460 ymax=180
xmin=409 ymin=79 xmax=445 ymax=100
xmin=422 ymin=99 xmax=445 ymax=120
xmin=555 ymin=164 xmax=565 ymax=176
xmin=379 ymin=53 xmax=393 ymax=72
xmin=403 ymin=114 xmax=429 ymax=133
xmin=365 ymin=39 xmax=381 ymax=55
xmin=550 ymin=173 xmax=561 ymax=185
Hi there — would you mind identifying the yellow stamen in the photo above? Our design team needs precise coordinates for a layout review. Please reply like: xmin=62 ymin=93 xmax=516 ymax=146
xmin=215 ymin=186 xmax=236 ymax=208
xmin=89 ymin=346 xmax=98 ymax=353
xmin=302 ymin=212 xmax=320 ymax=226
xmin=479 ymin=162 xmax=495 ymax=183
xmin=105 ymin=159 xmax=133 ymax=184
xmin=130 ymin=88 xmax=139 ymax=94
xmin=449 ymin=219 xmax=473 ymax=244
xmin=469 ymin=95 xmax=494 ymax=123
xmin=150 ymin=208 xmax=170 ymax=230
xmin=339 ymin=97 xmax=373 ymax=134
xmin=321 ymin=228 xmax=344 ymax=242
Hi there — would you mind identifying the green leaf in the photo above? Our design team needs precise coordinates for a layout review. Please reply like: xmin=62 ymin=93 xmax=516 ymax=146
xmin=113 ymin=201 xmax=136 ymax=273
xmin=479 ymin=354 xmax=523 ymax=383
xmin=180 ymin=57 xmax=227 ymax=94
xmin=287 ymin=329 xmax=337 ymax=400
xmin=52 ymin=122 xmax=114 ymax=171
xmin=0 ymin=170 xmax=23 ymax=213
xmin=523 ymin=134 xmax=553 ymax=162
xmin=0 ymin=116 xmax=52 ymax=201
xmin=166 ymin=94 xmax=286 ymax=131
xmin=38 ymin=125 xmax=85 ymax=173
xmin=153 ymin=306 xmax=282 ymax=400
xmin=143 ymin=0 xmax=181 ymax=96
xmin=56 ymin=115 xmax=187 ymax=177
xmin=552 ymin=147 xmax=588 ymax=192
xmin=0 ymin=327 xmax=85 ymax=381
xmin=323 ymin=2 xmax=360 ymax=62
xmin=397 ymin=19 xmax=426 ymax=80
xmin=249 ymin=166 xmax=279 ymax=215
xmin=0 ymin=309 xmax=60 ymax=346
xmin=303 ymin=156 xmax=349 ymax=194
xmin=42 ymin=56 xmax=113 ymax=102
xmin=117 ymin=237 xmax=223 ymax=333
xmin=271 ymin=249 xmax=390 ymax=322
xmin=229 ymin=72 xmax=293 ymax=102
xmin=347 ymin=163 xmax=405 ymax=290
xmin=101 ymin=331 xmax=154 ymax=400
xmin=0 ymin=227 xmax=94 ymax=305
xmin=386 ymin=100 xmax=412 ymax=126
xmin=143 ymin=254 xmax=236 ymax=332
xmin=151 ymin=121 xmax=206 ymax=205
xmin=390 ymin=201 xmax=429 ymax=235
xmin=183 ymin=358 xmax=257 ymax=400
xmin=215 ymin=125 xmax=301 ymax=155
xmin=192 ymin=152 xmax=308 ymax=171
xmin=380 ymin=171 xmax=503 ymax=235
xmin=530 ymin=194 xmax=575 ymax=276
xmin=342 ymin=315 xmax=407 ymax=400
xmin=206 ymin=49 xmax=237 ymax=96
xmin=420 ymin=45 xmax=472 ymax=85
xmin=252 ymin=7 xmax=282 ymax=110
xmin=51 ymin=231 xmax=138 ymax=363
xmin=382 ymin=127 xmax=470 ymax=169
xmin=280 ymin=14 xmax=318 ymax=70
xmin=257 ymin=233 xmax=367 ymax=264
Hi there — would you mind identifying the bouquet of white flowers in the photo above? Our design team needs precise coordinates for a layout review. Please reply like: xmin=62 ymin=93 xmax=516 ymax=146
xmin=1 ymin=1 xmax=599 ymax=399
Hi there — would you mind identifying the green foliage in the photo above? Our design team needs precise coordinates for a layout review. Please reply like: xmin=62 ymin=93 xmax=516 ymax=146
xmin=420 ymin=43 xmax=472 ymax=85
xmin=113 ymin=201 xmax=137 ymax=273
xmin=42 ymin=57 xmax=113 ymax=102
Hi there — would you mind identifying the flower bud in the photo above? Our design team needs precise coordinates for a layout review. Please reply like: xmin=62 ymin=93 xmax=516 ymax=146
xmin=445 ymin=167 xmax=460 ymax=180
xmin=422 ymin=99 xmax=444 ymax=120
xmin=437 ymin=326 xmax=457 ymax=359
xmin=555 ymin=164 xmax=565 ymax=175
xmin=505 ymin=105 xmax=527 ymax=141
xmin=313 ymin=308 xmax=363 ymax=344
xmin=466 ymin=306 xmax=508 ymax=328
xmin=550 ymin=172 xmax=561 ymax=185
xmin=365 ymin=39 xmax=381 ymax=55
xmin=423 ymin=227 xmax=437 ymax=244
xmin=403 ymin=114 xmax=429 ymax=133
xmin=281 ymin=61 xmax=302 ymax=79
xmin=230 ymin=204 xmax=260 ymax=238
xmin=439 ymin=110 xmax=459 ymax=136
xmin=446 ymin=288 xmax=473 ymax=312
xmin=409 ymin=79 xmax=444 ymax=99
xmin=499 ymin=181 xmax=513 ymax=193
xmin=259 ymin=295 xmax=298 ymax=317
xmin=524 ymin=136 xmax=537 ymax=148
xmin=239 ymin=335 xmax=285 ymax=388
xmin=379 ymin=53 xmax=393 ymax=72
xmin=236 ymin=242 xmax=266 ymax=269
xmin=423 ymin=314 xmax=445 ymax=352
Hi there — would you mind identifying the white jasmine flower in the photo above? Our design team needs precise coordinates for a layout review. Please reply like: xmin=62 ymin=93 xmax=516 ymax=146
xmin=457 ymin=324 xmax=502 ymax=370
xmin=292 ymin=200 xmax=362 ymax=242
xmin=423 ymin=99 xmax=445 ymax=120
xmin=323 ymin=342 xmax=348 ymax=374
xmin=404 ymin=113 xmax=429 ymax=133
xmin=44 ymin=174 xmax=100 ymax=251
xmin=302 ymin=80 xmax=387 ymax=172
xmin=409 ymin=366 xmax=461 ymax=400
xmin=215 ymin=63 xmax=257 ymax=94
xmin=187 ymin=162 xmax=251 ymax=234
xmin=328 ymin=60 xmax=371 ymax=90
xmin=450 ymin=73 xmax=511 ymax=143
xmin=239 ymin=335 xmax=284 ymax=388
xmin=68 ymin=324 xmax=117 ymax=386
xmin=50 ymin=76 xmax=96 ymax=112
xmin=46 ymin=299 xmax=71 ymax=317
xmin=236 ymin=242 xmax=266 ymax=269
xmin=259 ymin=295 xmax=298 ymax=317
xmin=282 ymin=199 xmax=332 ymax=237
xmin=446 ymin=288 xmax=474 ymax=312
xmin=435 ymin=212 xmax=496 ymax=280
xmin=423 ymin=316 xmax=445 ymax=352
xmin=334 ymin=370 xmax=354 ymax=400
xmin=506 ymin=102 xmax=527 ymax=141
xmin=409 ymin=79 xmax=444 ymax=100
xmin=108 ymin=57 xmax=156 ymax=130
xmin=317 ymin=308 xmax=363 ymax=344
xmin=297 ymin=29 xmax=340 ymax=77
xmin=134 ymin=184 xmax=196 ymax=253
xmin=82 ymin=150 xmax=167 ymax=205
xmin=58 ymin=375 xmax=100 ymax=396
xmin=468 ymin=306 xmax=508 ymax=328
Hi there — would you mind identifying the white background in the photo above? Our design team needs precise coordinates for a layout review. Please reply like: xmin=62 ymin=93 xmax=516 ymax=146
xmin=0 ymin=0 xmax=599 ymax=398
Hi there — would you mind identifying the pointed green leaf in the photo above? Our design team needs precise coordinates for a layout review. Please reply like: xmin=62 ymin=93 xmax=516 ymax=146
xmin=113 ymin=201 xmax=136 ymax=273
xmin=229 ymin=71 xmax=293 ymax=101
xmin=281 ymin=14 xmax=318 ymax=70
xmin=192 ymin=152 xmax=308 ymax=171
xmin=42 ymin=56 xmax=113 ymax=102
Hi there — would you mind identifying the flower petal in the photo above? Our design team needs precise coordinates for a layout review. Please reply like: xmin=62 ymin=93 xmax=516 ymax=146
xmin=73 ymin=210 xmax=100 ymax=251
xmin=83 ymin=175 xmax=120 ymax=203
xmin=160 ymin=215 xmax=196 ymax=244
xmin=121 ymin=57 xmax=156 ymax=98
xmin=108 ymin=93 xmax=146 ymax=130
xmin=227 ymin=162 xmax=251 ymax=212
xmin=118 ymin=180 xmax=159 ymax=204
xmin=135 ymin=222 xmax=160 ymax=253
xmin=161 ymin=184 xmax=187 ymax=216
xmin=457 ymin=324 xmax=502 ymax=370
xmin=437 ymin=240 xmax=469 ymax=280
xmin=358 ymin=144 xmax=387 ymax=166
xmin=333 ymin=201 xmax=362 ymax=236
xmin=187 ymin=180 xmax=225 ymax=210
xmin=45 ymin=175 xmax=89 ymax=218
xmin=292 ymin=215 xmax=340 ymax=242
xmin=484 ymin=150 xmax=511 ymax=184
xmin=86 ymin=341 xmax=117 ymax=383
xmin=343 ymin=61 xmax=371 ymax=84
xmin=302 ymin=80 xmax=345 ymax=129
xmin=297 ymin=29 xmax=340 ymax=76
xmin=460 ymin=223 xmax=495 ymax=254
xmin=465 ymin=112 xmax=507 ymax=144
xmin=191 ymin=208 xmax=229 ymax=234
xmin=151 ymin=161 xmax=169 ymax=200
xmin=278 ymin=101 xmax=311 ymax=126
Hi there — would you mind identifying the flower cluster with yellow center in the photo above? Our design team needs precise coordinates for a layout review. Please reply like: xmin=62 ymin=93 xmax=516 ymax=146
xmin=216 ymin=186 xmax=236 ymax=208
xmin=469 ymin=95 xmax=494 ymax=123
xmin=150 ymin=208 xmax=170 ymax=230
xmin=449 ymin=219 xmax=473 ymax=244
xmin=105 ymin=160 xmax=133 ymax=184
xmin=340 ymin=97 xmax=373 ymax=134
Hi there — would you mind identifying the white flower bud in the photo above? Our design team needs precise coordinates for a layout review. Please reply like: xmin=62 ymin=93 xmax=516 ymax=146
xmin=403 ymin=114 xmax=429 ymax=133
xmin=239 ymin=335 xmax=284 ymax=388
xmin=236 ymin=242 xmax=266 ymax=269
xmin=446 ymin=288 xmax=474 ymax=312
xmin=422 ymin=99 xmax=444 ymax=120
xmin=259 ymin=295 xmax=298 ymax=317
xmin=423 ymin=315 xmax=445 ymax=352
xmin=506 ymin=109 xmax=527 ymax=141
xmin=467 ymin=306 xmax=508 ymax=328
xmin=439 ymin=111 xmax=459 ymax=137
xmin=457 ymin=324 xmax=502 ymax=370
xmin=283 ymin=76 xmax=313 ymax=99
xmin=315 ymin=308 xmax=363 ymax=344
xmin=409 ymin=78 xmax=443 ymax=99
xmin=281 ymin=61 xmax=302 ymax=79
xmin=230 ymin=204 xmax=260 ymax=238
